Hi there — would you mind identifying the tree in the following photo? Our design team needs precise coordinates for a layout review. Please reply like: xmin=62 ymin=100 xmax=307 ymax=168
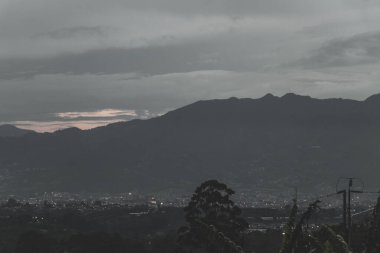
xmin=280 ymin=199 xmax=351 ymax=253
xmin=279 ymin=199 xmax=298 ymax=253
xmin=280 ymin=200 xmax=320 ymax=253
xmin=6 ymin=198 xmax=19 ymax=207
xmin=178 ymin=180 xmax=248 ymax=252
xmin=310 ymin=225 xmax=351 ymax=253
xmin=366 ymin=196 xmax=380 ymax=253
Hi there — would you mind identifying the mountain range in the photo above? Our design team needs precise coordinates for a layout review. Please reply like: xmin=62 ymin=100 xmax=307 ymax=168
xmin=0 ymin=125 xmax=34 ymax=138
xmin=1 ymin=93 xmax=380 ymax=195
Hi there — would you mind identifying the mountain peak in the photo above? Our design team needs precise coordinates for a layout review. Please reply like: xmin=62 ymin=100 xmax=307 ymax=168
xmin=2 ymin=94 xmax=380 ymax=193
xmin=365 ymin=93 xmax=380 ymax=103
xmin=261 ymin=93 xmax=277 ymax=99
xmin=282 ymin=93 xmax=311 ymax=99
xmin=0 ymin=125 xmax=35 ymax=137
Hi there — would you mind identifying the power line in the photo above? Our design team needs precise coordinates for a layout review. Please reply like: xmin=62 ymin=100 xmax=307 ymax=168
xmin=361 ymin=191 xmax=380 ymax=194
xmin=352 ymin=208 xmax=375 ymax=217
xmin=294 ymin=192 xmax=338 ymax=209
xmin=317 ymin=192 xmax=338 ymax=200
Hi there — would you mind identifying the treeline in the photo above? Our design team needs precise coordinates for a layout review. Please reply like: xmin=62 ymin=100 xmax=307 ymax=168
xmin=176 ymin=180 xmax=380 ymax=253
xmin=2 ymin=180 xmax=380 ymax=252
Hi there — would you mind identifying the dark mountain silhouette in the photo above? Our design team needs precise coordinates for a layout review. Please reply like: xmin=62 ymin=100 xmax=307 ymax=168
xmin=0 ymin=125 xmax=35 ymax=137
xmin=1 ymin=93 xmax=380 ymax=194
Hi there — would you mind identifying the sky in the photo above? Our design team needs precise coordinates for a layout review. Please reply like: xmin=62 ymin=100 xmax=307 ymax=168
xmin=2 ymin=0 xmax=380 ymax=132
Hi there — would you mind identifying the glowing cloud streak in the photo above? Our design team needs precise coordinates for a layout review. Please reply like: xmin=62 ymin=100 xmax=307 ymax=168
xmin=56 ymin=109 xmax=138 ymax=119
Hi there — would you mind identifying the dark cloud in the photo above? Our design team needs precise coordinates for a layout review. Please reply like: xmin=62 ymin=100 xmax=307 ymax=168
xmin=1 ymin=0 xmax=336 ymax=19
xmin=296 ymin=32 xmax=380 ymax=69
xmin=0 ymin=35 xmax=267 ymax=79
xmin=110 ymin=0 xmax=328 ymax=16
xmin=0 ymin=46 xmax=212 ymax=79
xmin=32 ymin=26 xmax=107 ymax=40
xmin=1 ymin=0 xmax=380 ymax=130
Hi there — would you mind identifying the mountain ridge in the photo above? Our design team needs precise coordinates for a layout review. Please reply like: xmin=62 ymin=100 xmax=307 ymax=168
xmin=1 ymin=93 xmax=380 ymax=195
xmin=0 ymin=125 xmax=35 ymax=137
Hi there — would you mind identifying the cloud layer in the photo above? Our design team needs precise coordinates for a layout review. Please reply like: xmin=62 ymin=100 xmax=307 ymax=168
xmin=1 ymin=0 xmax=380 ymax=131
xmin=5 ymin=108 xmax=161 ymax=132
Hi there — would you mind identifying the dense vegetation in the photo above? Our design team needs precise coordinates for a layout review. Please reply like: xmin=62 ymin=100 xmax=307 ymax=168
xmin=0 ymin=199 xmax=282 ymax=253
xmin=0 ymin=180 xmax=379 ymax=253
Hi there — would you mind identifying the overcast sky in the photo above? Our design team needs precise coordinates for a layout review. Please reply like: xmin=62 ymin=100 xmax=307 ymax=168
xmin=2 ymin=0 xmax=380 ymax=132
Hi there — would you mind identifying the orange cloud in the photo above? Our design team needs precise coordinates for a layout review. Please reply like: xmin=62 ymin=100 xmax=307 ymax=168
xmin=56 ymin=109 xmax=138 ymax=119
xmin=9 ymin=119 xmax=124 ymax=133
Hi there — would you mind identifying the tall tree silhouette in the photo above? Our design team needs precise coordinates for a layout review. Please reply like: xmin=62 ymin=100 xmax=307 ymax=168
xmin=280 ymin=200 xmax=320 ymax=253
xmin=178 ymin=180 xmax=248 ymax=252
xmin=280 ymin=199 xmax=298 ymax=253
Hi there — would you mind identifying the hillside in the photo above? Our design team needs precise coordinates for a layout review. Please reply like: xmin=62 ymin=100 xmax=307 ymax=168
xmin=0 ymin=125 xmax=34 ymax=137
xmin=1 ymin=93 xmax=380 ymax=194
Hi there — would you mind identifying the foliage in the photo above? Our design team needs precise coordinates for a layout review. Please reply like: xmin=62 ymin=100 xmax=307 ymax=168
xmin=280 ymin=200 xmax=320 ymax=253
xmin=280 ymin=199 xmax=298 ymax=253
xmin=366 ymin=196 xmax=380 ymax=253
xmin=4 ymin=190 xmax=380 ymax=253
xmin=191 ymin=219 xmax=245 ymax=253
xmin=310 ymin=225 xmax=351 ymax=253
xmin=279 ymin=198 xmax=352 ymax=253
xmin=178 ymin=180 xmax=248 ymax=252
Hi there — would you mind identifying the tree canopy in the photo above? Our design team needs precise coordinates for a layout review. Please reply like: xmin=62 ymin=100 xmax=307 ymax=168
xmin=178 ymin=180 xmax=248 ymax=252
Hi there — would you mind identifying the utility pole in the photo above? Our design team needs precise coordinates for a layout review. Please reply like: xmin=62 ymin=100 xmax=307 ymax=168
xmin=337 ymin=177 xmax=363 ymax=247
xmin=347 ymin=178 xmax=352 ymax=246
xmin=337 ymin=189 xmax=347 ymax=240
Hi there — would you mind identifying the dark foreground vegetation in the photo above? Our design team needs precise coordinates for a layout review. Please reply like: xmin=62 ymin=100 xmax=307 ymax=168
xmin=0 ymin=180 xmax=379 ymax=253
xmin=0 ymin=199 xmax=282 ymax=253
